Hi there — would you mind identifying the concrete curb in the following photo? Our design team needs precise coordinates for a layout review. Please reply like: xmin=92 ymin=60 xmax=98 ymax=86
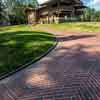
xmin=0 ymin=36 xmax=58 ymax=80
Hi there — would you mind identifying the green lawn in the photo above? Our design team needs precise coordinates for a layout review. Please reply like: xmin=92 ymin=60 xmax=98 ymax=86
xmin=0 ymin=25 xmax=56 ymax=76
xmin=34 ymin=22 xmax=100 ymax=32
xmin=0 ymin=22 xmax=99 ymax=77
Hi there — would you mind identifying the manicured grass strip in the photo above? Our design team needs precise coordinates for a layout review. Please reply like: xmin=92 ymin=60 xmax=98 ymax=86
xmin=34 ymin=22 xmax=100 ymax=32
xmin=0 ymin=25 xmax=56 ymax=77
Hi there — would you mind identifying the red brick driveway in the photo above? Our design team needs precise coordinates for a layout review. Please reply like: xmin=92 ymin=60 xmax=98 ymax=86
xmin=0 ymin=29 xmax=100 ymax=100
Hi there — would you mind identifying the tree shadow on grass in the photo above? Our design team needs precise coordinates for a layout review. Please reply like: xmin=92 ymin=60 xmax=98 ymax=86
xmin=57 ymin=34 xmax=96 ymax=42
xmin=0 ymin=31 xmax=55 ymax=76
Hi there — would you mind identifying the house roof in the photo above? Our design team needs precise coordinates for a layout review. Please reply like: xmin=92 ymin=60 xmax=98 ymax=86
xmin=39 ymin=0 xmax=83 ymax=6
xmin=37 ymin=0 xmax=85 ymax=10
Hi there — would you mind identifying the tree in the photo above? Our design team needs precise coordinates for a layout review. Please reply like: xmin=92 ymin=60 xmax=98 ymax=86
xmin=80 ymin=7 xmax=100 ymax=22
xmin=0 ymin=0 xmax=5 ymax=25
xmin=2 ymin=0 xmax=38 ymax=25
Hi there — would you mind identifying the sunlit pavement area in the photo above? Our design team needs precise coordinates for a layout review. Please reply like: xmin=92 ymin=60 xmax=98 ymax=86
xmin=0 ymin=29 xmax=100 ymax=100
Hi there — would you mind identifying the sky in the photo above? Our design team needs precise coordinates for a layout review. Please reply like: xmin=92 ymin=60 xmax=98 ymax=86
xmin=83 ymin=0 xmax=100 ymax=10
xmin=37 ymin=0 xmax=100 ymax=11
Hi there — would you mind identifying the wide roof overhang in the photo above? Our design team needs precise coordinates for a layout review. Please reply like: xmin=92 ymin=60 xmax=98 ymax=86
xmin=39 ymin=0 xmax=83 ymax=6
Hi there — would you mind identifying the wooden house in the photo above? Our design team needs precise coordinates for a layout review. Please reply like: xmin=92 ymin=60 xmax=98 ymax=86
xmin=25 ymin=0 xmax=85 ymax=24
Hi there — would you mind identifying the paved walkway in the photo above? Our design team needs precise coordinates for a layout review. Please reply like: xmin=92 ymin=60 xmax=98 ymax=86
xmin=0 ymin=29 xmax=100 ymax=100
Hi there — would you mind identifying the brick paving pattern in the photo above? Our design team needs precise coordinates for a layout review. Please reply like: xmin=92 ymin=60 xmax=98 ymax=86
xmin=0 ymin=29 xmax=100 ymax=100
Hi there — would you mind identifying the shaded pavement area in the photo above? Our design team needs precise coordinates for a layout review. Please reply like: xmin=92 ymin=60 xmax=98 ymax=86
xmin=0 ymin=29 xmax=100 ymax=100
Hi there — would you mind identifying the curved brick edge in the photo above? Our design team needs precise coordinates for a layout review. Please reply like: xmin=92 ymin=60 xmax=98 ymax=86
xmin=0 ymin=36 xmax=58 ymax=80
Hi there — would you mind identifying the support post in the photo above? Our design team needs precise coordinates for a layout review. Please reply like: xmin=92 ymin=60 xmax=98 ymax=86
xmin=57 ymin=0 xmax=60 ymax=23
